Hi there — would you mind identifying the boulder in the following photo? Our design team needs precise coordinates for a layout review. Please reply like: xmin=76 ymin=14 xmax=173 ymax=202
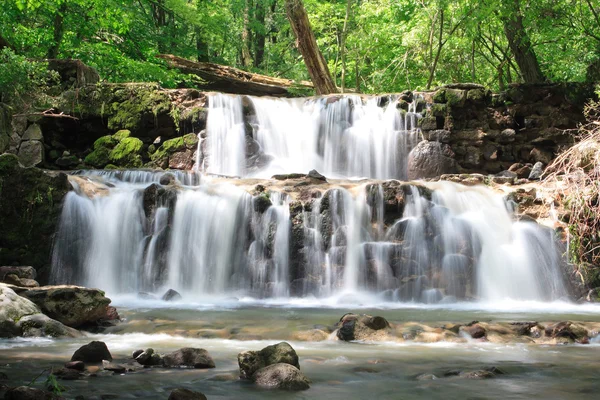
xmin=18 ymin=285 xmax=111 ymax=328
xmin=238 ymin=342 xmax=300 ymax=380
xmin=1 ymin=274 xmax=39 ymax=288
xmin=4 ymin=386 xmax=54 ymax=400
xmin=253 ymin=363 xmax=310 ymax=390
xmin=0 ymin=283 xmax=42 ymax=338
xmin=0 ymin=266 xmax=36 ymax=281
xmin=161 ymin=289 xmax=182 ymax=301
xmin=528 ymin=162 xmax=544 ymax=180
xmin=168 ymin=389 xmax=208 ymax=400
xmin=71 ymin=341 xmax=113 ymax=363
xmin=135 ymin=348 xmax=163 ymax=366
xmin=335 ymin=313 xmax=391 ymax=341
xmin=460 ymin=323 xmax=486 ymax=339
xmin=18 ymin=314 xmax=81 ymax=338
xmin=22 ymin=124 xmax=43 ymax=141
xmin=407 ymin=141 xmax=457 ymax=180
xmin=65 ymin=361 xmax=85 ymax=371
xmin=307 ymin=169 xmax=327 ymax=181
xmin=162 ymin=348 xmax=215 ymax=369
xmin=17 ymin=140 xmax=44 ymax=167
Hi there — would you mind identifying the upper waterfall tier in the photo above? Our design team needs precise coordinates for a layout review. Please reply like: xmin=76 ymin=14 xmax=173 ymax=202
xmin=197 ymin=93 xmax=422 ymax=179
xmin=51 ymin=172 xmax=570 ymax=303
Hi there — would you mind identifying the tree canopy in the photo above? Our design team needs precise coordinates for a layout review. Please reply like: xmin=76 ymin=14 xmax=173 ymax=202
xmin=1 ymin=0 xmax=599 ymax=93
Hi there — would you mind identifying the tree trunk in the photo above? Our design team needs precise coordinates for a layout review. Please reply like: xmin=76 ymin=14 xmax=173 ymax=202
xmin=47 ymin=3 xmax=67 ymax=59
xmin=285 ymin=0 xmax=337 ymax=94
xmin=426 ymin=9 xmax=444 ymax=89
xmin=501 ymin=0 xmax=545 ymax=83
xmin=241 ymin=0 xmax=253 ymax=67
xmin=339 ymin=0 xmax=352 ymax=93
xmin=253 ymin=0 xmax=267 ymax=67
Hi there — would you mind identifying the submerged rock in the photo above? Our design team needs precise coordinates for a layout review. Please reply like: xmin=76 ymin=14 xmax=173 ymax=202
xmin=253 ymin=363 xmax=310 ymax=390
xmin=168 ymin=388 xmax=208 ymax=400
xmin=4 ymin=386 xmax=55 ymax=400
xmin=18 ymin=285 xmax=112 ymax=328
xmin=238 ymin=341 xmax=300 ymax=379
xmin=162 ymin=348 xmax=215 ymax=369
xmin=71 ymin=341 xmax=113 ymax=363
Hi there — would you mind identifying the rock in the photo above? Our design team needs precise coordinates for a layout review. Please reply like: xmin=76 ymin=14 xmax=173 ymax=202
xmin=253 ymin=194 xmax=272 ymax=213
xmin=336 ymin=313 xmax=391 ymax=341
xmin=65 ymin=361 xmax=85 ymax=371
xmin=1 ymin=274 xmax=39 ymax=288
xmin=102 ymin=361 xmax=128 ymax=373
xmin=19 ymin=285 xmax=111 ymax=328
xmin=238 ymin=341 xmax=300 ymax=380
xmin=168 ymin=388 xmax=208 ymax=400
xmin=0 ymin=283 xmax=42 ymax=338
xmin=0 ymin=266 xmax=36 ymax=280
xmin=18 ymin=314 xmax=81 ymax=338
xmin=71 ymin=341 xmax=113 ymax=363
xmin=272 ymin=173 xmax=306 ymax=180
xmin=530 ymin=147 xmax=553 ymax=164
xmin=109 ymin=137 xmax=143 ymax=167
xmin=104 ymin=306 xmax=120 ymax=321
xmin=161 ymin=289 xmax=182 ymax=301
xmin=253 ymin=363 xmax=310 ymax=390
xmin=159 ymin=173 xmax=177 ymax=185
xmin=169 ymin=150 xmax=195 ymax=170
xmin=422 ymin=129 xmax=451 ymax=143
xmin=48 ymin=59 xmax=100 ymax=88
xmin=135 ymin=348 xmax=163 ymax=366
xmin=18 ymin=140 xmax=44 ymax=167
xmin=407 ymin=141 xmax=457 ymax=180
xmin=307 ymin=169 xmax=327 ymax=181
xmin=22 ymin=124 xmax=43 ymax=141
xmin=52 ymin=367 xmax=83 ymax=380
xmin=498 ymin=128 xmax=516 ymax=144
xmin=132 ymin=349 xmax=144 ymax=359
xmin=0 ymin=155 xmax=71 ymax=273
xmin=529 ymin=162 xmax=544 ymax=180
xmin=4 ymin=386 xmax=54 ymax=400
xmin=162 ymin=348 xmax=215 ymax=369
xmin=55 ymin=155 xmax=80 ymax=168
xmin=544 ymin=321 xmax=583 ymax=340
xmin=460 ymin=324 xmax=486 ymax=339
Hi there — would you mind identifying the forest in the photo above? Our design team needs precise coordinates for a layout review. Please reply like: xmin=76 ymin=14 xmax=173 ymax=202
xmin=1 ymin=0 xmax=599 ymax=96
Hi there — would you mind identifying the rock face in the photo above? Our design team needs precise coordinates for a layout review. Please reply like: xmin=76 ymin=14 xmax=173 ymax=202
xmin=335 ymin=313 xmax=391 ymax=341
xmin=407 ymin=141 xmax=458 ymax=179
xmin=18 ymin=285 xmax=111 ymax=328
xmin=162 ymin=348 xmax=215 ymax=369
xmin=0 ymin=154 xmax=71 ymax=277
xmin=71 ymin=341 xmax=113 ymax=362
xmin=253 ymin=363 xmax=310 ymax=390
xmin=168 ymin=388 xmax=208 ymax=400
xmin=238 ymin=342 xmax=300 ymax=379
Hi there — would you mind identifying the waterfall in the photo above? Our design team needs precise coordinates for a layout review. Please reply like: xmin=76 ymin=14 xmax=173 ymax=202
xmin=200 ymin=94 xmax=421 ymax=179
xmin=51 ymin=175 xmax=569 ymax=303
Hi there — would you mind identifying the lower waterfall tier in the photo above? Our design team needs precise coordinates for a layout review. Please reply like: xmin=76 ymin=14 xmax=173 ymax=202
xmin=50 ymin=170 xmax=569 ymax=303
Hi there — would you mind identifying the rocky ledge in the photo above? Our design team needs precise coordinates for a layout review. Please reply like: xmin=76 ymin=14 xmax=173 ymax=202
xmin=0 ymin=283 xmax=118 ymax=338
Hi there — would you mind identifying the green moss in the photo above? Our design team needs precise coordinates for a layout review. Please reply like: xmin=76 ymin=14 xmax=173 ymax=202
xmin=109 ymin=137 xmax=143 ymax=167
xmin=445 ymin=89 xmax=465 ymax=107
xmin=150 ymin=136 xmax=185 ymax=164
xmin=112 ymin=129 xmax=131 ymax=141
xmin=433 ymin=89 xmax=446 ymax=103
xmin=429 ymin=103 xmax=447 ymax=117
xmin=183 ymin=133 xmax=199 ymax=149
xmin=106 ymin=85 xmax=172 ymax=131
xmin=467 ymin=88 xmax=488 ymax=102
xmin=84 ymin=147 xmax=111 ymax=168
xmin=0 ymin=154 xmax=19 ymax=173
xmin=105 ymin=164 xmax=119 ymax=170
xmin=181 ymin=106 xmax=207 ymax=124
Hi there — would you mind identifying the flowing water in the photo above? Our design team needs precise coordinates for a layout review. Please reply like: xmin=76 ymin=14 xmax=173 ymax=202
xmin=5 ymin=93 xmax=598 ymax=399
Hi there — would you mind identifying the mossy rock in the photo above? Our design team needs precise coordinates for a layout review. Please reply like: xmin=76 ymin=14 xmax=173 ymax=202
xmin=105 ymin=164 xmax=119 ymax=170
xmin=109 ymin=137 xmax=143 ymax=167
xmin=84 ymin=147 xmax=111 ymax=168
xmin=106 ymin=85 xmax=172 ymax=131
xmin=429 ymin=103 xmax=447 ymax=117
xmin=150 ymin=136 xmax=185 ymax=165
xmin=183 ymin=133 xmax=199 ymax=149
xmin=433 ymin=89 xmax=446 ymax=103
xmin=112 ymin=130 xmax=131 ymax=141
xmin=466 ymin=88 xmax=489 ymax=103
xmin=445 ymin=89 xmax=466 ymax=107
xmin=92 ymin=135 xmax=118 ymax=150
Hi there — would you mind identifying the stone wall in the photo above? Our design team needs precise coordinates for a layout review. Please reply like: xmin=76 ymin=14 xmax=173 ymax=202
xmin=415 ymin=83 xmax=596 ymax=177
xmin=0 ymin=81 xmax=596 ymax=175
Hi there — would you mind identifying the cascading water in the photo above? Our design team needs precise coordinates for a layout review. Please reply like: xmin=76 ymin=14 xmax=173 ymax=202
xmin=200 ymin=93 xmax=422 ymax=179
xmin=51 ymin=172 xmax=569 ymax=303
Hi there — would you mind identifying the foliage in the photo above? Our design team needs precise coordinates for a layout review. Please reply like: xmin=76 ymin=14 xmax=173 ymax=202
xmin=0 ymin=48 xmax=58 ymax=103
xmin=544 ymin=88 xmax=600 ymax=278
xmin=1 ymin=0 xmax=600 ymax=93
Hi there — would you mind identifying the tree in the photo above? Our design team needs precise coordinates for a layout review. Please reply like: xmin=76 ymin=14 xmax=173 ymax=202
xmin=285 ymin=0 xmax=337 ymax=94
xmin=500 ymin=0 xmax=545 ymax=83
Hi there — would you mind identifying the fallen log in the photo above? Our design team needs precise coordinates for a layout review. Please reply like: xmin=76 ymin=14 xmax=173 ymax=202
xmin=157 ymin=54 xmax=313 ymax=97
